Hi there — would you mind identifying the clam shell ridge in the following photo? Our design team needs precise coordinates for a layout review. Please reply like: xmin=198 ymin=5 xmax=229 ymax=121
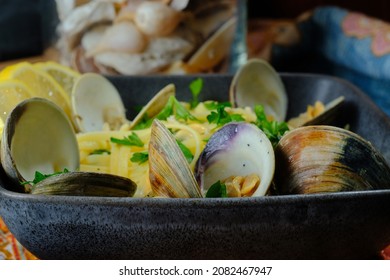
xmin=148 ymin=119 xmax=202 ymax=198
xmin=274 ymin=125 xmax=390 ymax=194
xmin=31 ymin=172 xmax=137 ymax=197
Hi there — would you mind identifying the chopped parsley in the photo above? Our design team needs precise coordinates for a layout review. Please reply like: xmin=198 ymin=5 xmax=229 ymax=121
xmin=130 ymin=152 xmax=149 ymax=164
xmin=134 ymin=96 xmax=198 ymax=129
xmin=189 ymin=77 xmax=203 ymax=109
xmin=22 ymin=168 xmax=70 ymax=186
xmin=110 ymin=132 xmax=144 ymax=147
xmin=133 ymin=113 xmax=153 ymax=130
xmin=207 ymin=103 xmax=245 ymax=126
xmin=204 ymin=101 xmax=231 ymax=110
xmin=176 ymin=140 xmax=193 ymax=164
xmin=205 ymin=180 xmax=228 ymax=198
xmin=156 ymin=96 xmax=197 ymax=122
xmin=253 ymin=105 xmax=289 ymax=147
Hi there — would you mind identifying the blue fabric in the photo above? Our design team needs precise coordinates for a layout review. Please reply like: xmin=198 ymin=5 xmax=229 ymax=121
xmin=272 ymin=6 xmax=390 ymax=116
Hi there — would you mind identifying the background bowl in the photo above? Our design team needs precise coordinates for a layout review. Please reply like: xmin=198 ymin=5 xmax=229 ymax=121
xmin=1 ymin=73 xmax=390 ymax=259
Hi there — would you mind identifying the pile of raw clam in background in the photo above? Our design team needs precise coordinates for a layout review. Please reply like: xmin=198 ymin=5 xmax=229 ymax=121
xmin=55 ymin=0 xmax=238 ymax=75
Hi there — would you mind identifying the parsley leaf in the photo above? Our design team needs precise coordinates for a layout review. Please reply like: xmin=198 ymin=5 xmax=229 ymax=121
xmin=253 ymin=105 xmax=289 ymax=147
xmin=156 ymin=96 xmax=175 ymax=120
xmin=189 ymin=78 xmax=203 ymax=109
xmin=207 ymin=104 xmax=244 ymax=126
xmin=173 ymin=97 xmax=197 ymax=121
xmin=133 ymin=113 xmax=153 ymax=130
xmin=132 ymin=96 xmax=199 ymax=130
xmin=176 ymin=140 xmax=193 ymax=164
xmin=130 ymin=152 xmax=149 ymax=164
xmin=156 ymin=96 xmax=197 ymax=122
xmin=204 ymin=101 xmax=231 ymax=110
xmin=22 ymin=168 xmax=70 ymax=186
xmin=205 ymin=181 xmax=228 ymax=198
xmin=110 ymin=132 xmax=144 ymax=147
xmin=230 ymin=114 xmax=245 ymax=122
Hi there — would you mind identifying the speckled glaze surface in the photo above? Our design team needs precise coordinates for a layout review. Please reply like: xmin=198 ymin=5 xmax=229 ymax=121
xmin=1 ymin=74 xmax=390 ymax=259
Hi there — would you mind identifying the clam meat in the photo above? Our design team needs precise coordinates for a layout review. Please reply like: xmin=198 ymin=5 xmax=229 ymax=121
xmin=195 ymin=122 xmax=275 ymax=197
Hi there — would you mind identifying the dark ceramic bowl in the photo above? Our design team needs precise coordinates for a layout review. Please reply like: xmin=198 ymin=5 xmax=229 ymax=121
xmin=1 ymin=74 xmax=390 ymax=260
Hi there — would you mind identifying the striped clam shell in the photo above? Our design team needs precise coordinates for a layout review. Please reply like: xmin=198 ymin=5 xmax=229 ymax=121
xmin=274 ymin=126 xmax=390 ymax=194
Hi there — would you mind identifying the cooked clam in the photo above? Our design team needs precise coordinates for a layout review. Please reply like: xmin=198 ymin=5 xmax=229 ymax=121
xmin=274 ymin=125 xmax=390 ymax=194
xmin=0 ymin=98 xmax=80 ymax=192
xmin=229 ymin=58 xmax=288 ymax=122
xmin=31 ymin=171 xmax=136 ymax=197
xmin=148 ymin=119 xmax=202 ymax=198
xmin=195 ymin=122 xmax=275 ymax=197
xmin=72 ymin=73 xmax=127 ymax=132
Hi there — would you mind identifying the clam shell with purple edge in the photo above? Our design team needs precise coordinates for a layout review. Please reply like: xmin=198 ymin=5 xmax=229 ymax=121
xmin=195 ymin=122 xmax=275 ymax=196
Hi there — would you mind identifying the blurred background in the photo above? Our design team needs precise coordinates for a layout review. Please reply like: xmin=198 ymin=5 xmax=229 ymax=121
xmin=248 ymin=0 xmax=390 ymax=21
xmin=0 ymin=0 xmax=389 ymax=115
xmin=1 ymin=0 xmax=390 ymax=61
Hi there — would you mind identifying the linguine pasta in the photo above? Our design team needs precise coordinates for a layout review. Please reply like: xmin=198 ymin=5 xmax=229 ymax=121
xmin=76 ymin=99 xmax=325 ymax=198
xmin=76 ymin=101 xmax=257 ymax=197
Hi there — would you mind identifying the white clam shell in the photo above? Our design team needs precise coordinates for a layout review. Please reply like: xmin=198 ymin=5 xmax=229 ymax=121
xmin=71 ymin=73 xmax=127 ymax=132
xmin=0 ymin=98 xmax=79 ymax=191
xmin=195 ymin=122 xmax=275 ymax=197
xmin=230 ymin=58 xmax=288 ymax=122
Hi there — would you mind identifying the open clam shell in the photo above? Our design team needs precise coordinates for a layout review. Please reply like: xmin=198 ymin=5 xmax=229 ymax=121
xmin=72 ymin=73 xmax=127 ymax=132
xmin=195 ymin=122 xmax=275 ymax=197
xmin=274 ymin=125 xmax=390 ymax=194
xmin=148 ymin=119 xmax=202 ymax=198
xmin=0 ymin=98 xmax=80 ymax=192
xmin=229 ymin=58 xmax=288 ymax=122
xmin=31 ymin=172 xmax=137 ymax=197
xmin=129 ymin=83 xmax=176 ymax=129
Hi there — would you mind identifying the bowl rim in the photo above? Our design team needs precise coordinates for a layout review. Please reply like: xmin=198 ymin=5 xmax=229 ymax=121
xmin=1 ymin=175 xmax=390 ymax=209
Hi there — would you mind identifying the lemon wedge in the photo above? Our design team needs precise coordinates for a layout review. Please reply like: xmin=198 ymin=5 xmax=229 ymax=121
xmin=0 ymin=79 xmax=34 ymax=134
xmin=35 ymin=61 xmax=81 ymax=97
xmin=0 ymin=62 xmax=72 ymax=119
